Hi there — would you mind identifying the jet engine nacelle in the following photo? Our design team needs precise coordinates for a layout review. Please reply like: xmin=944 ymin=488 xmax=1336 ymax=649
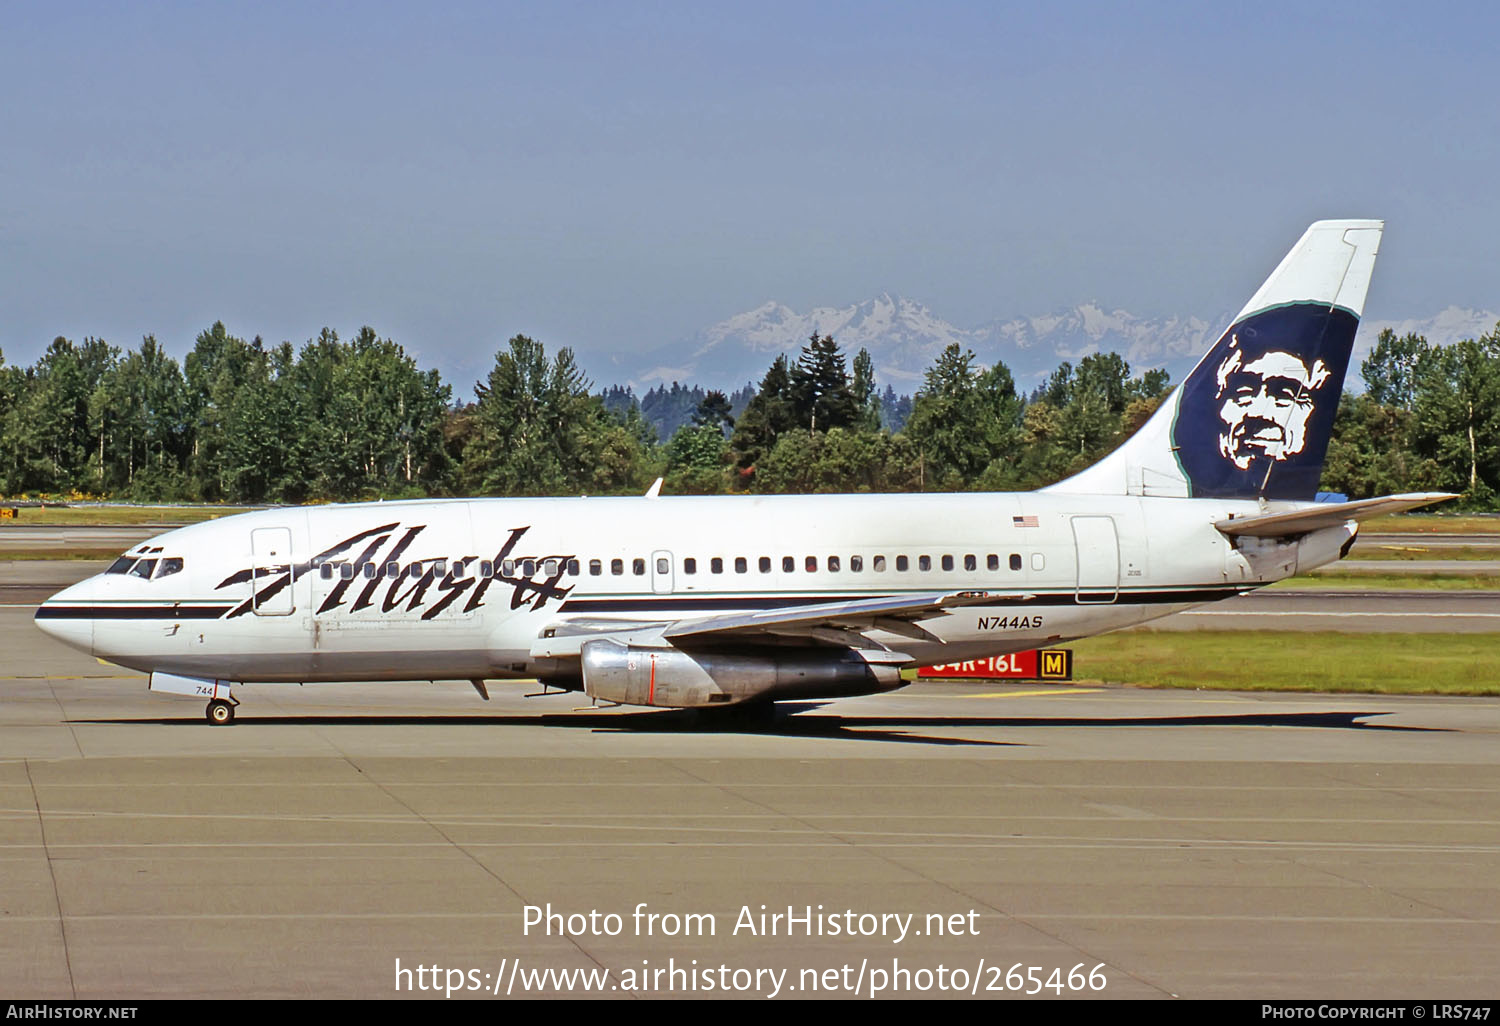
xmin=579 ymin=639 xmax=906 ymax=708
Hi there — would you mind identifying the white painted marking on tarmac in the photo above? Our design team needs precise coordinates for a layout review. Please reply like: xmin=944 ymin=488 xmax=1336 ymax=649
xmin=1182 ymin=610 xmax=1500 ymax=618
xmin=4 ymin=810 xmax=1493 ymax=827
xmin=922 ymin=688 xmax=1104 ymax=698
xmin=0 ymin=837 xmax=1495 ymax=855
xmin=18 ymin=781 xmax=1500 ymax=793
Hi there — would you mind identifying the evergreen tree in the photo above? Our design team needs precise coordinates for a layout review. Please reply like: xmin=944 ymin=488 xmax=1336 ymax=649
xmin=690 ymin=389 xmax=735 ymax=437
xmin=640 ymin=382 xmax=706 ymax=442
xmin=903 ymin=344 xmax=1022 ymax=488
xmin=466 ymin=335 xmax=652 ymax=496
xmin=1363 ymin=329 xmax=1430 ymax=410
xmin=790 ymin=333 xmax=859 ymax=432
xmin=851 ymin=348 xmax=881 ymax=433
xmin=1411 ymin=332 xmax=1500 ymax=505
xmin=728 ymin=354 xmax=798 ymax=480
xmin=878 ymin=384 xmax=912 ymax=433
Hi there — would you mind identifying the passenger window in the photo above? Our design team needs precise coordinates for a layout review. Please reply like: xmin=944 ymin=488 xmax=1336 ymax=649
xmin=566 ymin=559 xmax=579 ymax=576
xmin=480 ymin=561 xmax=494 ymax=579
xmin=107 ymin=556 xmax=135 ymax=575
xmin=319 ymin=563 xmax=334 ymax=580
xmin=805 ymin=556 xmax=817 ymax=572
xmin=523 ymin=560 xmax=537 ymax=577
xmin=942 ymin=555 xmax=955 ymax=572
xmin=850 ymin=555 xmax=863 ymax=572
xmin=735 ymin=557 xmax=748 ymax=574
xmin=589 ymin=559 xmax=603 ymax=576
xmin=341 ymin=563 xmax=356 ymax=580
xmin=828 ymin=556 xmax=840 ymax=572
xmin=963 ymin=554 xmax=976 ymax=572
xmin=543 ymin=559 xmax=558 ymax=577
xmin=758 ymin=557 xmax=771 ymax=573
xmin=711 ymin=557 xmax=723 ymax=574
xmin=1010 ymin=554 xmax=1022 ymax=571
xmin=919 ymin=555 xmax=932 ymax=572
xmin=656 ymin=557 xmax=669 ymax=574
xmin=362 ymin=562 xmax=377 ymax=579
xmin=988 ymin=554 xmax=999 ymax=572
xmin=873 ymin=555 xmax=886 ymax=572
xmin=896 ymin=556 xmax=909 ymax=572
xmin=611 ymin=558 xmax=624 ymax=575
xmin=684 ymin=558 xmax=696 ymax=575
xmin=782 ymin=556 xmax=795 ymax=573
xmin=433 ymin=560 xmax=448 ymax=577
xmin=633 ymin=558 xmax=646 ymax=576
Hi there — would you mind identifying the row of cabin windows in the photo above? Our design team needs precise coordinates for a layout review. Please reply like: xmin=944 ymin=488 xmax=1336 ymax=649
xmin=670 ymin=553 xmax=1032 ymax=575
xmin=315 ymin=552 xmax=1036 ymax=582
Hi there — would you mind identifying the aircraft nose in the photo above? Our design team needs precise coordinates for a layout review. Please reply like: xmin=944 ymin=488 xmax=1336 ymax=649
xmin=34 ymin=578 xmax=96 ymax=655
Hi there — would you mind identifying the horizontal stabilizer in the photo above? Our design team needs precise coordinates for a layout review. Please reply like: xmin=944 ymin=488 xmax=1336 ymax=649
xmin=1214 ymin=492 xmax=1459 ymax=538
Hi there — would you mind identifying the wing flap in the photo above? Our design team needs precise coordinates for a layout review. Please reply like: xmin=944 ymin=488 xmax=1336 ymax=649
xmin=530 ymin=591 xmax=1031 ymax=657
xmin=662 ymin=590 xmax=1032 ymax=643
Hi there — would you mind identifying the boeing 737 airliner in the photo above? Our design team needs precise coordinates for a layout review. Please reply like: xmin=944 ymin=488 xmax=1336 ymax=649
xmin=35 ymin=220 xmax=1453 ymax=723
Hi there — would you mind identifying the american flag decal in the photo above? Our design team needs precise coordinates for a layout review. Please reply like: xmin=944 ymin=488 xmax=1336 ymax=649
xmin=1013 ymin=515 xmax=1039 ymax=528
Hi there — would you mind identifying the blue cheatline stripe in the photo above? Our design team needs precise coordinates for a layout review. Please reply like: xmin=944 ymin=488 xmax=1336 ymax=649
xmin=32 ymin=586 xmax=1250 ymax=621
xmin=34 ymin=605 xmax=234 ymax=620
xmin=559 ymin=587 xmax=1246 ymax=614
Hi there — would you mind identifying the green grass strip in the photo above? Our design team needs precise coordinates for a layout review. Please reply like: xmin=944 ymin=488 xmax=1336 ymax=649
xmin=1069 ymin=631 xmax=1500 ymax=695
xmin=1270 ymin=574 xmax=1500 ymax=591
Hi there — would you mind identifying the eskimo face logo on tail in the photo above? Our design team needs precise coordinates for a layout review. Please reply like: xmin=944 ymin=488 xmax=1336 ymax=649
xmin=1213 ymin=342 xmax=1330 ymax=469
xmin=1172 ymin=303 xmax=1356 ymax=501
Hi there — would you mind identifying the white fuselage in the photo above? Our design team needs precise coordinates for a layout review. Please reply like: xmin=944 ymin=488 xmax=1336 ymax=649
xmin=36 ymin=491 xmax=1355 ymax=687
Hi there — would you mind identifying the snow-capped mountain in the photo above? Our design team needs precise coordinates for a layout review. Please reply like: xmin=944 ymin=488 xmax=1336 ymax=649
xmin=1357 ymin=306 xmax=1500 ymax=363
xmin=980 ymin=305 xmax=1221 ymax=379
xmin=631 ymin=293 xmax=978 ymax=390
xmin=618 ymin=296 xmax=1498 ymax=393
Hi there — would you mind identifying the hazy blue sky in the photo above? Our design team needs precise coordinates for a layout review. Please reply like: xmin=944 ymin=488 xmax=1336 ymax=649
xmin=3 ymin=1 xmax=1496 ymax=394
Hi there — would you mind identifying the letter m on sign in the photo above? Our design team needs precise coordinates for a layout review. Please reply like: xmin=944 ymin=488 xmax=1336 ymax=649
xmin=1040 ymin=650 xmax=1072 ymax=681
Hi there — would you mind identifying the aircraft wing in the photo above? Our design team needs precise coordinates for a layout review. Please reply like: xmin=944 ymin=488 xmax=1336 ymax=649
xmin=1214 ymin=492 xmax=1459 ymax=539
xmin=533 ymin=590 xmax=1032 ymax=658
xmin=663 ymin=590 xmax=1033 ymax=645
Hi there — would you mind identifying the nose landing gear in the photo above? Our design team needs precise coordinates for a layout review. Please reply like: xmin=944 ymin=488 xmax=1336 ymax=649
xmin=149 ymin=672 xmax=240 ymax=725
xmin=206 ymin=696 xmax=239 ymax=726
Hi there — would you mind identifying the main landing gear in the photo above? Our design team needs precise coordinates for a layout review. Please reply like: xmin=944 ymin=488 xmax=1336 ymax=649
xmin=206 ymin=697 xmax=239 ymax=726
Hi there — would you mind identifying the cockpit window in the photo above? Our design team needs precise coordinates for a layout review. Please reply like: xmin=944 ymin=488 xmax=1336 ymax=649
xmin=107 ymin=556 xmax=136 ymax=575
xmin=128 ymin=559 xmax=157 ymax=580
xmin=156 ymin=557 xmax=184 ymax=579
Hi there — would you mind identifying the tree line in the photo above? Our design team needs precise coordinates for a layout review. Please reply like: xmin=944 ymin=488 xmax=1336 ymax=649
xmin=1 ymin=320 xmax=1497 ymax=508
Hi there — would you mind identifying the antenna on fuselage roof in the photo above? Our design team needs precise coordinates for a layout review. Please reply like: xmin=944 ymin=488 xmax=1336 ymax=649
xmin=644 ymin=478 xmax=664 ymax=500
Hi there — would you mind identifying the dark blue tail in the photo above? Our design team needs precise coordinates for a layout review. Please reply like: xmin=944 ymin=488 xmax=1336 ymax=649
xmin=1171 ymin=302 xmax=1357 ymax=500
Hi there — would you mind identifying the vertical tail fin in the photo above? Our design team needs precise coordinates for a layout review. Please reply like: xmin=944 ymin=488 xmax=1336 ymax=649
xmin=1047 ymin=219 xmax=1383 ymax=500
